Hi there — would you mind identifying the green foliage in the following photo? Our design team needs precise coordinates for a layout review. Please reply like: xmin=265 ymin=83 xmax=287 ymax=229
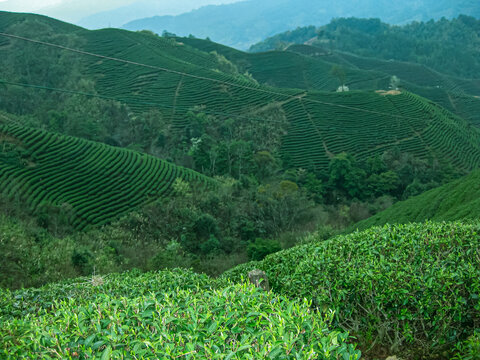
xmin=353 ymin=169 xmax=480 ymax=231
xmin=251 ymin=16 xmax=480 ymax=78
xmin=328 ymin=153 xmax=366 ymax=199
xmin=148 ymin=240 xmax=190 ymax=271
xmin=71 ymin=247 xmax=93 ymax=275
xmin=210 ymin=50 xmax=240 ymax=75
xmin=0 ymin=124 xmax=214 ymax=230
xmin=0 ymin=268 xmax=361 ymax=359
xmin=330 ymin=65 xmax=347 ymax=86
xmin=184 ymin=31 xmax=480 ymax=129
xmin=247 ymin=238 xmax=282 ymax=261
xmin=453 ymin=331 xmax=480 ymax=360
xmin=2 ymin=12 xmax=479 ymax=177
xmin=223 ymin=222 xmax=480 ymax=358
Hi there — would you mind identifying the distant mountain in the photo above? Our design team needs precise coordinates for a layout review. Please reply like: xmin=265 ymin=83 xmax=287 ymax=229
xmin=122 ymin=0 xmax=480 ymax=49
xmin=250 ymin=16 xmax=480 ymax=78
xmin=77 ymin=0 xmax=240 ymax=29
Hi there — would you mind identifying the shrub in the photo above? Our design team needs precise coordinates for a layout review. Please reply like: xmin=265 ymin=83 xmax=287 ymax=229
xmin=453 ymin=331 xmax=480 ymax=360
xmin=0 ymin=269 xmax=361 ymax=359
xmin=223 ymin=221 xmax=480 ymax=359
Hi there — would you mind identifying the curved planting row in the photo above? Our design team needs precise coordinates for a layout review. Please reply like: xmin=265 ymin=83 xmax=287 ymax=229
xmin=42 ymin=27 xmax=480 ymax=173
xmin=81 ymin=29 xmax=296 ymax=128
xmin=280 ymin=90 xmax=480 ymax=171
xmin=0 ymin=124 xmax=215 ymax=230
xmin=388 ymin=92 xmax=480 ymax=170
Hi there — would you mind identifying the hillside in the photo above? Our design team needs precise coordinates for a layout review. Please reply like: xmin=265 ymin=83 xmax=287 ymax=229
xmin=250 ymin=16 xmax=480 ymax=79
xmin=1 ymin=12 xmax=480 ymax=175
xmin=351 ymin=170 xmax=480 ymax=230
xmin=179 ymin=36 xmax=480 ymax=127
xmin=0 ymin=123 xmax=212 ymax=230
xmin=222 ymin=221 xmax=480 ymax=359
xmin=1 ymin=8 xmax=480 ymax=360
xmin=2 ymin=221 xmax=480 ymax=359
xmin=122 ymin=0 xmax=480 ymax=50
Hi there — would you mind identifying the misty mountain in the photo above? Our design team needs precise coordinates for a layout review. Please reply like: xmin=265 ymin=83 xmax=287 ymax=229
xmin=77 ymin=0 xmax=239 ymax=29
xmin=122 ymin=0 xmax=480 ymax=49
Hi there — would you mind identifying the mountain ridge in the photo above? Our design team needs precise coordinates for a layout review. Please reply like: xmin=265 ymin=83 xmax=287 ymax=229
xmin=122 ymin=0 xmax=480 ymax=49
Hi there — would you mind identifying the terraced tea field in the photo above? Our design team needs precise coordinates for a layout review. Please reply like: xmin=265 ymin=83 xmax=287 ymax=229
xmin=2 ymin=13 xmax=480 ymax=172
xmin=177 ymin=37 xmax=392 ymax=92
xmin=0 ymin=124 xmax=213 ymax=229
xmin=281 ymin=90 xmax=480 ymax=170
xmin=79 ymin=31 xmax=480 ymax=170
xmin=179 ymin=38 xmax=480 ymax=127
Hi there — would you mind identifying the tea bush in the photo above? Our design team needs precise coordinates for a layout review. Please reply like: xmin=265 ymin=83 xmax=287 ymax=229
xmin=0 ymin=268 xmax=361 ymax=359
xmin=222 ymin=221 xmax=480 ymax=358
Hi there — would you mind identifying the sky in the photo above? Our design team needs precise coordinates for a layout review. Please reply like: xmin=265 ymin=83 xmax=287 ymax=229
xmin=0 ymin=0 xmax=241 ymax=24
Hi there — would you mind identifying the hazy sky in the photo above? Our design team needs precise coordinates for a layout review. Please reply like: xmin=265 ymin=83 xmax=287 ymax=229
xmin=0 ymin=0 xmax=241 ymax=23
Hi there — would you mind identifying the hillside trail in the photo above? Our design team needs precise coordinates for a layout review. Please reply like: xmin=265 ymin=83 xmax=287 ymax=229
xmin=298 ymin=97 xmax=334 ymax=159
xmin=171 ymin=74 xmax=184 ymax=119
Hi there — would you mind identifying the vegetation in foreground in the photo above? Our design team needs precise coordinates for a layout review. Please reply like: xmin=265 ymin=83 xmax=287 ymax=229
xmin=0 ymin=268 xmax=361 ymax=359
xmin=222 ymin=221 xmax=480 ymax=359
xmin=2 ymin=221 xmax=479 ymax=359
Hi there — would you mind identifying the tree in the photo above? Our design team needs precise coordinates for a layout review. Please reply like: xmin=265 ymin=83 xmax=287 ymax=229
xmin=328 ymin=153 xmax=366 ymax=199
xmin=247 ymin=238 xmax=281 ymax=261
xmin=330 ymin=65 xmax=347 ymax=87
xmin=390 ymin=75 xmax=401 ymax=90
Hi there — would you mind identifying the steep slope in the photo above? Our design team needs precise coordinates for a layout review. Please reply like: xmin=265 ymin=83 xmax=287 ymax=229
xmin=122 ymin=0 xmax=480 ymax=50
xmin=0 ymin=10 xmax=84 ymax=34
xmin=0 ymin=123 xmax=213 ymax=229
xmin=61 ymin=29 xmax=480 ymax=172
xmin=351 ymin=170 xmax=480 ymax=230
xmin=2 ymin=12 xmax=480 ymax=173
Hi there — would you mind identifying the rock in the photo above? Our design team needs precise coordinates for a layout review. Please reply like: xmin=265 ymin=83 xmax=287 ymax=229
xmin=248 ymin=269 xmax=270 ymax=291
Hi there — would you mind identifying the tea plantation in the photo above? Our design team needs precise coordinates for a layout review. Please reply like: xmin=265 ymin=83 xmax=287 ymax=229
xmin=222 ymin=221 xmax=480 ymax=359
xmin=2 ymin=12 xmax=480 ymax=172
xmin=81 ymin=30 xmax=480 ymax=171
xmin=1 ymin=12 xmax=480 ymax=359
xmin=0 ymin=124 xmax=213 ymax=229
xmin=352 ymin=169 xmax=480 ymax=230
xmin=0 ymin=268 xmax=361 ymax=359
xmin=177 ymin=37 xmax=480 ymax=129
xmin=78 ymin=31 xmax=480 ymax=171
xmin=2 ymin=221 xmax=479 ymax=359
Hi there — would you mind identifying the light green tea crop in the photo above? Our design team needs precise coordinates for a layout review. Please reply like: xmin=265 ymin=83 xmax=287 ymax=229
xmin=0 ymin=269 xmax=361 ymax=359
xmin=223 ymin=221 xmax=480 ymax=358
